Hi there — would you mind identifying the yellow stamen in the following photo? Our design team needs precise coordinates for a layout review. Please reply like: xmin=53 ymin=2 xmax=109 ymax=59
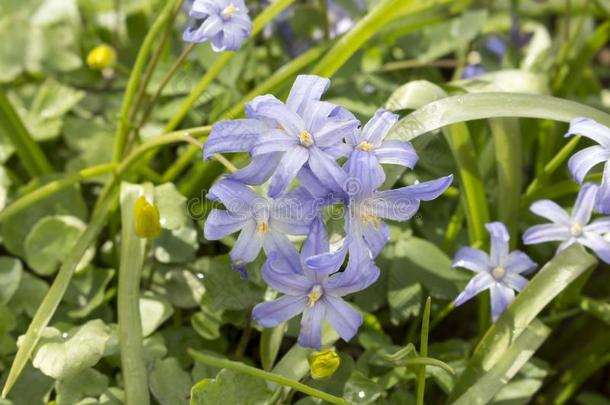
xmin=360 ymin=212 xmax=381 ymax=228
xmin=571 ymin=223 xmax=583 ymax=237
xmin=257 ymin=222 xmax=269 ymax=234
xmin=492 ymin=266 xmax=506 ymax=280
xmin=307 ymin=285 xmax=323 ymax=307
xmin=299 ymin=130 xmax=314 ymax=147
xmin=222 ymin=3 xmax=239 ymax=17
xmin=357 ymin=141 xmax=374 ymax=152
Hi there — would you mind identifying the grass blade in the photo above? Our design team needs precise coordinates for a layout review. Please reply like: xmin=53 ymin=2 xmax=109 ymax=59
xmin=416 ymin=297 xmax=432 ymax=405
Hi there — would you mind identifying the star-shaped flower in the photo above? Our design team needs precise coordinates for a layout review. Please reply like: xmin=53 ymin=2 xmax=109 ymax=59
xmin=453 ymin=222 xmax=537 ymax=321
xmin=523 ymin=182 xmax=610 ymax=263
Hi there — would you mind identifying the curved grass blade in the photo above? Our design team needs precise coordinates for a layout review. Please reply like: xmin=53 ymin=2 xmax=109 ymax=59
xmin=448 ymin=244 xmax=597 ymax=401
xmin=393 ymin=92 xmax=610 ymax=142
xmin=452 ymin=319 xmax=551 ymax=405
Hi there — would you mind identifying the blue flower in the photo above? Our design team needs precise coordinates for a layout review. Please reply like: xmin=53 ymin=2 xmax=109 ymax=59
xmin=252 ymin=217 xmax=379 ymax=348
xmin=203 ymin=75 xmax=359 ymax=197
xmin=203 ymin=178 xmax=317 ymax=266
xmin=461 ymin=65 xmax=487 ymax=79
xmin=453 ymin=222 xmax=537 ymax=321
xmin=565 ymin=118 xmax=610 ymax=213
xmin=523 ymin=183 xmax=610 ymax=264
xmin=183 ymin=0 xmax=252 ymax=52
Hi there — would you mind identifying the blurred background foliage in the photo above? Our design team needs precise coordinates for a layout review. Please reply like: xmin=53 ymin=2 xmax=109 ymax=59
xmin=0 ymin=0 xmax=609 ymax=404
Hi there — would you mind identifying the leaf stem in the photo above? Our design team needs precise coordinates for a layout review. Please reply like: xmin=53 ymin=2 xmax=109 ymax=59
xmin=416 ymin=297 xmax=431 ymax=405
xmin=188 ymin=349 xmax=351 ymax=405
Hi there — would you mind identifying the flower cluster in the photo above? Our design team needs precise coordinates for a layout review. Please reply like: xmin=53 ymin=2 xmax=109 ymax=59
xmin=183 ymin=0 xmax=252 ymax=51
xmin=202 ymin=74 xmax=453 ymax=348
xmin=453 ymin=118 xmax=610 ymax=321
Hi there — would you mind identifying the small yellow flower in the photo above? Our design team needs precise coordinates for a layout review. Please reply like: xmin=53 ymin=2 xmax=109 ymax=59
xmin=309 ymin=349 xmax=340 ymax=380
xmin=86 ymin=44 xmax=117 ymax=70
xmin=134 ymin=196 xmax=161 ymax=239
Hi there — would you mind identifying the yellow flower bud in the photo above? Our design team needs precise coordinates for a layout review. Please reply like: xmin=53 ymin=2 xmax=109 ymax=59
xmin=309 ymin=349 xmax=340 ymax=380
xmin=134 ymin=196 xmax=161 ymax=239
xmin=86 ymin=44 xmax=117 ymax=70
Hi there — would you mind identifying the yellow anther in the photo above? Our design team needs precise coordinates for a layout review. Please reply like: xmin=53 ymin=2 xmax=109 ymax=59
xmin=360 ymin=212 xmax=381 ymax=228
xmin=86 ymin=44 xmax=117 ymax=70
xmin=299 ymin=130 xmax=314 ymax=147
xmin=492 ymin=266 xmax=506 ymax=280
xmin=357 ymin=141 xmax=374 ymax=152
xmin=134 ymin=196 xmax=161 ymax=239
xmin=222 ymin=3 xmax=239 ymax=17
xmin=307 ymin=285 xmax=323 ymax=307
xmin=309 ymin=349 xmax=340 ymax=380
xmin=257 ymin=222 xmax=269 ymax=234
xmin=571 ymin=223 xmax=583 ymax=237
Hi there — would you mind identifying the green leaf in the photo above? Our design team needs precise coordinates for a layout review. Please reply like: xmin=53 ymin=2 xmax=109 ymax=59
xmin=451 ymin=320 xmax=550 ymax=405
xmin=55 ymin=368 xmax=109 ymax=405
xmin=162 ymin=269 xmax=205 ymax=309
xmin=343 ymin=371 xmax=383 ymax=405
xmin=8 ymin=272 xmax=48 ymax=317
xmin=579 ymin=296 xmax=610 ymax=325
xmin=190 ymin=369 xmax=273 ymax=405
xmin=140 ymin=293 xmax=174 ymax=337
xmin=449 ymin=244 xmax=597 ymax=401
xmin=24 ymin=215 xmax=95 ymax=276
xmin=153 ymin=222 xmax=198 ymax=263
xmin=31 ymin=319 xmax=111 ymax=380
xmin=66 ymin=267 xmax=115 ymax=319
xmin=260 ymin=325 xmax=285 ymax=371
xmin=149 ymin=357 xmax=192 ymax=405
xmin=386 ymin=80 xmax=447 ymax=112
xmin=154 ymin=183 xmax=188 ymax=230
xmin=191 ymin=308 xmax=223 ymax=341
xmin=0 ymin=256 xmax=23 ymax=304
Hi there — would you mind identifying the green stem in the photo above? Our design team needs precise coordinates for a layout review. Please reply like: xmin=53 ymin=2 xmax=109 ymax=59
xmin=490 ymin=118 xmax=521 ymax=246
xmin=164 ymin=0 xmax=297 ymax=133
xmin=118 ymin=184 xmax=152 ymax=405
xmin=112 ymin=0 xmax=180 ymax=161
xmin=0 ymin=163 xmax=117 ymax=225
xmin=416 ymin=297 xmax=431 ymax=405
xmin=189 ymin=350 xmax=350 ymax=405
xmin=0 ymin=90 xmax=53 ymax=177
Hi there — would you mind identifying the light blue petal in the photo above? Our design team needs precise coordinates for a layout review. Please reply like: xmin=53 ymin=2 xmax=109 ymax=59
xmin=286 ymin=75 xmax=330 ymax=116
xmin=566 ymin=117 xmax=610 ymax=148
xmin=486 ymin=222 xmax=510 ymax=266
xmin=308 ymin=147 xmax=348 ymax=195
xmin=572 ymin=182 xmax=598 ymax=225
xmin=207 ymin=179 xmax=265 ymax=216
xmin=314 ymin=115 xmax=360 ymax=148
xmin=298 ymin=303 xmax=326 ymax=349
xmin=502 ymin=273 xmax=528 ymax=292
xmin=262 ymin=256 xmax=311 ymax=295
xmin=268 ymin=147 xmax=309 ymax=198
xmin=250 ymin=129 xmax=297 ymax=156
xmin=301 ymin=216 xmax=329 ymax=259
xmin=230 ymin=221 xmax=264 ymax=263
xmin=203 ymin=119 xmax=264 ymax=160
xmin=523 ymin=223 xmax=570 ymax=245
xmin=323 ymin=258 xmax=380 ymax=296
xmin=229 ymin=152 xmax=283 ymax=185
xmin=490 ymin=283 xmax=515 ymax=322
xmin=302 ymin=100 xmax=342 ymax=135
xmin=529 ymin=200 xmax=571 ymax=225
xmin=374 ymin=140 xmax=419 ymax=168
xmin=253 ymin=98 xmax=306 ymax=136
xmin=297 ymin=165 xmax=344 ymax=200
xmin=584 ymin=217 xmax=610 ymax=234
xmin=580 ymin=232 xmax=610 ymax=264
xmin=203 ymin=209 xmax=250 ymax=240
xmin=452 ymin=247 xmax=490 ymax=273
xmin=262 ymin=232 xmax=303 ymax=274
xmin=567 ymin=146 xmax=610 ymax=184
xmin=190 ymin=0 xmax=219 ymax=16
xmin=595 ymin=164 xmax=610 ymax=214
xmin=454 ymin=272 xmax=494 ymax=306
xmin=503 ymin=251 xmax=537 ymax=275
xmin=345 ymin=150 xmax=385 ymax=197
xmin=253 ymin=295 xmax=308 ymax=327
xmin=362 ymin=108 xmax=399 ymax=146
xmin=323 ymin=296 xmax=362 ymax=342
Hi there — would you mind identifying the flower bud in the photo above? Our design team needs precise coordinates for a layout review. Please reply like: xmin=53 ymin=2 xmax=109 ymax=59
xmin=309 ymin=349 xmax=340 ymax=380
xmin=86 ymin=44 xmax=117 ymax=70
xmin=134 ymin=196 xmax=161 ymax=239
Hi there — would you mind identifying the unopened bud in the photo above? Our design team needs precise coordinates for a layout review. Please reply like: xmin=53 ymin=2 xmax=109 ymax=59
xmin=309 ymin=349 xmax=340 ymax=380
xmin=86 ymin=44 xmax=117 ymax=70
xmin=134 ymin=196 xmax=161 ymax=239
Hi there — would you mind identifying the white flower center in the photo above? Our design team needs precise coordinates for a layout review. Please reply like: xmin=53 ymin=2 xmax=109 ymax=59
xmin=307 ymin=285 xmax=323 ymax=306
xmin=570 ymin=223 xmax=583 ymax=237
xmin=299 ymin=130 xmax=314 ymax=147
xmin=492 ymin=266 xmax=506 ymax=280
xmin=222 ymin=3 xmax=239 ymax=18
